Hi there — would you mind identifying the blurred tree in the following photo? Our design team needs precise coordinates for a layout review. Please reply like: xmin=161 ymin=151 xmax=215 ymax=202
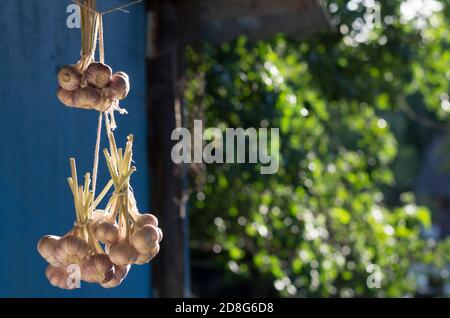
xmin=187 ymin=0 xmax=450 ymax=297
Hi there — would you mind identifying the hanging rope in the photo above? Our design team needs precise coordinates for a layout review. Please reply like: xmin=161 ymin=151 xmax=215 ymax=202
xmin=91 ymin=13 xmax=105 ymax=198
xmin=76 ymin=0 xmax=136 ymax=199
xmin=98 ymin=13 xmax=105 ymax=64
xmin=71 ymin=0 xmax=143 ymax=16
xmin=91 ymin=112 xmax=103 ymax=198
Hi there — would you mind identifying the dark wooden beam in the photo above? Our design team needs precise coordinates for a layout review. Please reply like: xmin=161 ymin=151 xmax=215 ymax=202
xmin=190 ymin=0 xmax=330 ymax=44
xmin=147 ymin=0 xmax=189 ymax=298
xmin=199 ymin=0 xmax=321 ymax=20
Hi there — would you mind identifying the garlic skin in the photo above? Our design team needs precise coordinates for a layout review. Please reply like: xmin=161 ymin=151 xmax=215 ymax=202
xmin=107 ymin=73 xmax=130 ymax=100
xmin=101 ymin=264 xmax=130 ymax=288
xmin=58 ymin=65 xmax=82 ymax=91
xmin=115 ymin=71 xmax=129 ymax=80
xmin=92 ymin=210 xmax=109 ymax=227
xmin=94 ymin=221 xmax=120 ymax=245
xmin=109 ymin=240 xmax=138 ymax=266
xmin=85 ymin=62 xmax=112 ymax=89
xmin=37 ymin=235 xmax=60 ymax=261
xmin=73 ymin=86 xmax=101 ymax=109
xmin=135 ymin=244 xmax=160 ymax=265
xmin=81 ymin=254 xmax=114 ymax=284
xmin=132 ymin=224 xmax=159 ymax=253
xmin=136 ymin=213 xmax=159 ymax=228
xmin=57 ymin=88 xmax=75 ymax=107
xmin=53 ymin=236 xmax=89 ymax=266
xmin=94 ymin=95 xmax=113 ymax=112
xmin=157 ymin=227 xmax=163 ymax=243
xmin=45 ymin=265 xmax=75 ymax=290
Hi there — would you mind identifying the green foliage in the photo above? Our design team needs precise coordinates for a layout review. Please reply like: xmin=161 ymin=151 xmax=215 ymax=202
xmin=187 ymin=0 xmax=450 ymax=297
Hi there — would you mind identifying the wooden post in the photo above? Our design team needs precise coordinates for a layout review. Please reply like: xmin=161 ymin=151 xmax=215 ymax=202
xmin=147 ymin=0 xmax=189 ymax=298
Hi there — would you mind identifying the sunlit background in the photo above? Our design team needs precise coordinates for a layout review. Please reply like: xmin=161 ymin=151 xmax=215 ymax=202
xmin=188 ymin=0 xmax=450 ymax=297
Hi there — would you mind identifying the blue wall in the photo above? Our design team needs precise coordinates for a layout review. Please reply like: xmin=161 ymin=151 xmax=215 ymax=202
xmin=0 ymin=0 xmax=151 ymax=297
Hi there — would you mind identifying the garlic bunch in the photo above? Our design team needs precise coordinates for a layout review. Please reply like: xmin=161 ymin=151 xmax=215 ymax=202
xmin=101 ymin=134 xmax=163 ymax=267
xmin=57 ymin=62 xmax=130 ymax=112
xmin=38 ymin=133 xmax=162 ymax=290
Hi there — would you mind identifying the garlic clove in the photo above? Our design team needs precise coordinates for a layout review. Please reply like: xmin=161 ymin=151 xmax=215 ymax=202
xmin=135 ymin=244 xmax=160 ymax=265
xmin=107 ymin=73 xmax=130 ymax=100
xmin=157 ymin=227 xmax=163 ymax=243
xmin=45 ymin=265 xmax=76 ymax=290
xmin=73 ymin=86 xmax=101 ymax=109
xmin=94 ymin=221 xmax=120 ymax=245
xmin=53 ymin=235 xmax=89 ymax=266
xmin=85 ymin=62 xmax=112 ymax=89
xmin=58 ymin=65 xmax=82 ymax=91
xmin=115 ymin=71 xmax=129 ymax=80
xmin=100 ymin=264 xmax=130 ymax=288
xmin=57 ymin=88 xmax=75 ymax=107
xmin=92 ymin=210 xmax=109 ymax=227
xmin=132 ymin=224 xmax=159 ymax=253
xmin=109 ymin=240 xmax=138 ymax=266
xmin=81 ymin=254 xmax=114 ymax=284
xmin=136 ymin=213 xmax=159 ymax=228
xmin=37 ymin=235 xmax=60 ymax=261
xmin=94 ymin=94 xmax=113 ymax=112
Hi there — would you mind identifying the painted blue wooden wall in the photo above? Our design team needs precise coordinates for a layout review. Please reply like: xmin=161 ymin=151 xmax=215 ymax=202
xmin=0 ymin=0 xmax=151 ymax=297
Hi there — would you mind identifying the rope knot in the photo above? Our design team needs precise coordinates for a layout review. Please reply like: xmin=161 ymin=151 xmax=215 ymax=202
xmin=113 ymin=189 xmax=128 ymax=197
xmin=74 ymin=219 xmax=93 ymax=228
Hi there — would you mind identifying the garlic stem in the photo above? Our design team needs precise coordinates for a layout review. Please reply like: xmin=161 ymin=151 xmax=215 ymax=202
xmin=120 ymin=149 xmax=131 ymax=175
xmin=88 ymin=224 xmax=105 ymax=254
xmin=103 ymin=149 xmax=120 ymax=185
xmin=84 ymin=173 xmax=91 ymax=200
xmin=70 ymin=158 xmax=78 ymax=190
xmin=84 ymin=192 xmax=94 ymax=220
xmin=124 ymin=196 xmax=132 ymax=241
xmin=93 ymin=179 xmax=114 ymax=209
xmin=117 ymin=167 xmax=136 ymax=191
xmin=104 ymin=196 xmax=114 ymax=214
xmin=109 ymin=198 xmax=120 ymax=224
xmin=108 ymin=132 xmax=119 ymax=168
xmin=118 ymin=148 xmax=123 ymax=164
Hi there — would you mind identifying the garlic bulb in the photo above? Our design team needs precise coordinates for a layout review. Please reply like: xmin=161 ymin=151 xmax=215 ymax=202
xmin=85 ymin=63 xmax=112 ymax=89
xmin=132 ymin=224 xmax=159 ymax=253
xmin=109 ymin=240 xmax=138 ymax=266
xmin=136 ymin=213 xmax=159 ymax=228
xmin=107 ymin=72 xmax=130 ymax=100
xmin=94 ymin=96 xmax=113 ymax=112
xmin=58 ymin=65 xmax=82 ymax=91
xmin=57 ymin=88 xmax=75 ymax=107
xmin=37 ymin=235 xmax=60 ymax=261
xmin=73 ymin=86 xmax=101 ymax=109
xmin=94 ymin=221 xmax=120 ymax=245
xmin=81 ymin=254 xmax=114 ymax=284
xmin=101 ymin=264 xmax=130 ymax=288
xmin=53 ymin=236 xmax=89 ymax=266
xmin=45 ymin=265 xmax=75 ymax=290
xmin=135 ymin=244 xmax=160 ymax=265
